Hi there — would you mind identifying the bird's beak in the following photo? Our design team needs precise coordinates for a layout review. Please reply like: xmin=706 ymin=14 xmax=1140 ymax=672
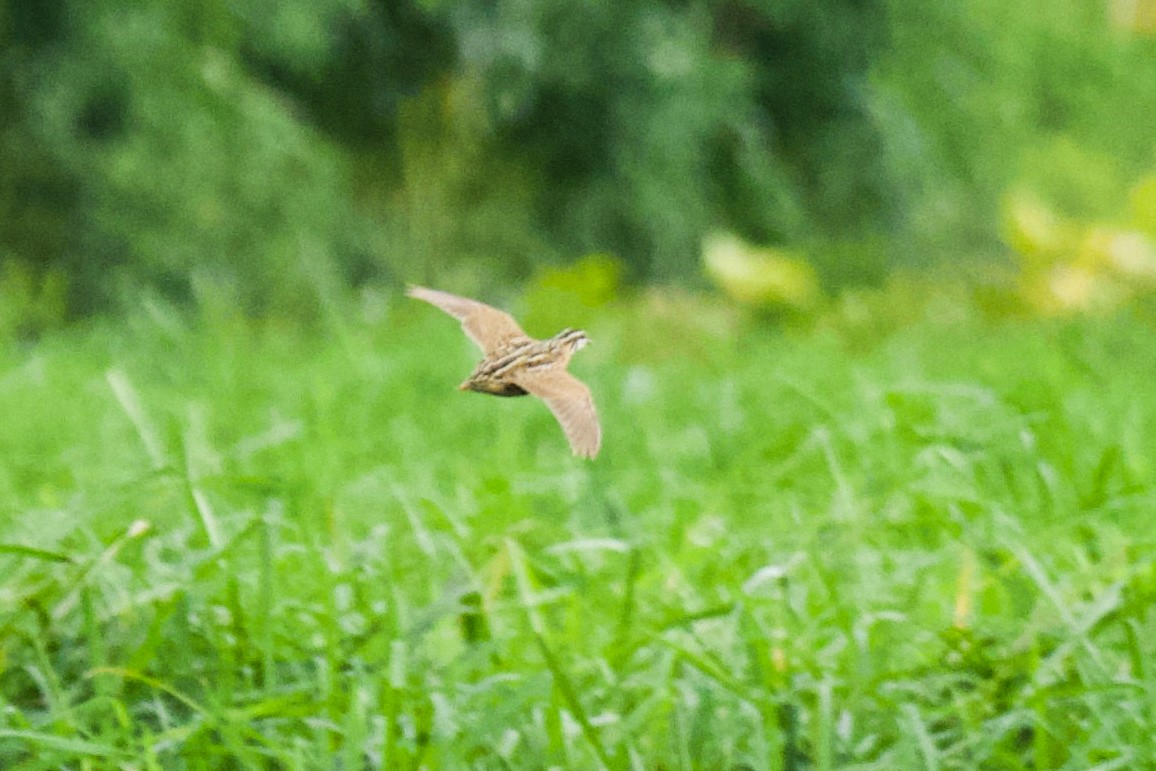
xmin=458 ymin=381 xmax=470 ymax=391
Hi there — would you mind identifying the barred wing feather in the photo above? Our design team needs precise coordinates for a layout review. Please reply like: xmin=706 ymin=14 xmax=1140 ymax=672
xmin=406 ymin=286 xmax=527 ymax=355
xmin=513 ymin=369 xmax=601 ymax=458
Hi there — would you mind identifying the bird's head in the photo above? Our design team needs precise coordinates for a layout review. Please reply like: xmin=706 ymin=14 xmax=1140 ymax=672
xmin=555 ymin=328 xmax=590 ymax=353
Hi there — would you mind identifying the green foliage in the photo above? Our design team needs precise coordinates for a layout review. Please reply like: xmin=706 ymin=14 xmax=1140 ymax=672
xmin=2 ymin=0 xmax=1156 ymax=325
xmin=874 ymin=0 xmax=1156 ymax=258
xmin=1 ymin=0 xmax=377 ymax=316
xmin=0 ymin=0 xmax=899 ymax=316
xmin=3 ymin=297 xmax=1156 ymax=765
xmin=0 ymin=261 xmax=67 ymax=339
xmin=521 ymin=253 xmax=623 ymax=333
xmin=993 ymin=139 xmax=1156 ymax=317
xmin=435 ymin=0 xmax=887 ymax=279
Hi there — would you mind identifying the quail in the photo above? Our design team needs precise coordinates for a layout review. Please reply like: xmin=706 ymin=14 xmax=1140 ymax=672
xmin=407 ymin=286 xmax=601 ymax=458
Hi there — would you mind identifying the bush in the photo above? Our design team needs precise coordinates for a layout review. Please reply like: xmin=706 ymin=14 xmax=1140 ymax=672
xmin=2 ymin=0 xmax=1155 ymax=324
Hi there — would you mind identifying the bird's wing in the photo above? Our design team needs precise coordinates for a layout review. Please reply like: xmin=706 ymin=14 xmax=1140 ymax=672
xmin=407 ymin=286 xmax=527 ymax=354
xmin=512 ymin=369 xmax=601 ymax=458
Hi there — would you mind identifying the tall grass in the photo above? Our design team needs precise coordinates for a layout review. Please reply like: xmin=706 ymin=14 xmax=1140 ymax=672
xmin=2 ymin=295 xmax=1155 ymax=768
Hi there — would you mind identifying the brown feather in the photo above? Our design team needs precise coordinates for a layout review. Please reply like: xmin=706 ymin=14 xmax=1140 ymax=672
xmin=512 ymin=369 xmax=601 ymax=458
xmin=406 ymin=286 xmax=527 ymax=355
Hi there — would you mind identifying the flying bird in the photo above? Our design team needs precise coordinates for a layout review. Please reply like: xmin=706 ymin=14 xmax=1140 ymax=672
xmin=407 ymin=286 xmax=601 ymax=458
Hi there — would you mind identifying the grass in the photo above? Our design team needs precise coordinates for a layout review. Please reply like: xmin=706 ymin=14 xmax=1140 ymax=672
xmin=2 ymin=291 xmax=1156 ymax=768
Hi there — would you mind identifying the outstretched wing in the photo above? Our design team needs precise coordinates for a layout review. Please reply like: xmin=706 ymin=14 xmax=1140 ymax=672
xmin=407 ymin=286 xmax=527 ymax=355
xmin=512 ymin=369 xmax=601 ymax=459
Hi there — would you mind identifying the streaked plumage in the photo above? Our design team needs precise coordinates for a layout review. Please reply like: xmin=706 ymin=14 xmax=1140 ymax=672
xmin=407 ymin=286 xmax=601 ymax=458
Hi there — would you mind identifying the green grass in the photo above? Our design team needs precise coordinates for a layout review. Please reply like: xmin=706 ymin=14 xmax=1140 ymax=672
xmin=2 ymin=294 xmax=1156 ymax=768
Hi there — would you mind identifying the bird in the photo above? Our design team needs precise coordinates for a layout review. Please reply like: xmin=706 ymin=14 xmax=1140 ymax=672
xmin=407 ymin=285 xmax=602 ymax=458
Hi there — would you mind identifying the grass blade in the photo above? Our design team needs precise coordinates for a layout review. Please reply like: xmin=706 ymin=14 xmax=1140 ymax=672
xmin=535 ymin=633 xmax=613 ymax=770
xmin=0 ymin=543 xmax=72 ymax=563
xmin=0 ymin=729 xmax=125 ymax=758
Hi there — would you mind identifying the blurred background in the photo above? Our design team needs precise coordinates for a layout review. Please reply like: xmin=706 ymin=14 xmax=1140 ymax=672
xmin=2 ymin=0 xmax=1156 ymax=334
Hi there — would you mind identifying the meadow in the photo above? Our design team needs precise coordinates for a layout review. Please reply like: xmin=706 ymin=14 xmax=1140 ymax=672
xmin=2 ymin=292 xmax=1155 ymax=769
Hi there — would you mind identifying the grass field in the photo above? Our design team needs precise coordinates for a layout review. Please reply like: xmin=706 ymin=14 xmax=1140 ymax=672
xmin=2 ymin=292 xmax=1156 ymax=768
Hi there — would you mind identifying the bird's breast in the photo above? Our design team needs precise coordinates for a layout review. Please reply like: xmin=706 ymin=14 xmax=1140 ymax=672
xmin=463 ymin=378 xmax=529 ymax=397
